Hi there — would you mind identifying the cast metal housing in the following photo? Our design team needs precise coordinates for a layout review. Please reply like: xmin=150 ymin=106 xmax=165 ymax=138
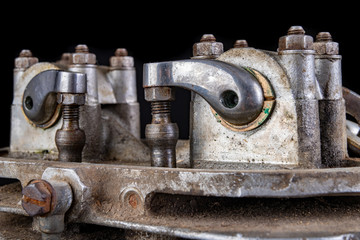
xmin=1 ymin=26 xmax=360 ymax=240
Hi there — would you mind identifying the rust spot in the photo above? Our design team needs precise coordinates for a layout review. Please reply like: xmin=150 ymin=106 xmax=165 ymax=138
xmin=21 ymin=179 xmax=53 ymax=217
xmin=128 ymin=193 xmax=139 ymax=209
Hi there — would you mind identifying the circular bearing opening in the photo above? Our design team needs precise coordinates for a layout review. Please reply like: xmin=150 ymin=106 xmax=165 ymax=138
xmin=24 ymin=96 xmax=33 ymax=110
xmin=220 ymin=90 xmax=238 ymax=109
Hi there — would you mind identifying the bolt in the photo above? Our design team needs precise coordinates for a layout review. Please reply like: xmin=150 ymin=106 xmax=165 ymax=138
xmin=316 ymin=32 xmax=333 ymax=42
xmin=19 ymin=49 xmax=33 ymax=57
xmin=115 ymin=48 xmax=128 ymax=56
xmin=314 ymin=32 xmax=339 ymax=55
xmin=55 ymin=94 xmax=86 ymax=162
xmin=70 ymin=44 xmax=96 ymax=65
xmin=193 ymin=34 xmax=223 ymax=58
xmin=278 ymin=25 xmax=313 ymax=51
xmin=233 ymin=40 xmax=248 ymax=48
xmin=145 ymin=87 xmax=179 ymax=168
xmin=200 ymin=34 xmax=216 ymax=42
xmin=287 ymin=26 xmax=305 ymax=35
xmin=15 ymin=49 xmax=38 ymax=69
xmin=22 ymin=180 xmax=53 ymax=217
xmin=75 ymin=44 xmax=89 ymax=53
xmin=110 ymin=48 xmax=134 ymax=68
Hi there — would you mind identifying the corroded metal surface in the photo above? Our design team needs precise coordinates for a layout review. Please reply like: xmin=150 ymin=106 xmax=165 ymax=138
xmin=193 ymin=47 xmax=298 ymax=168
xmin=4 ymin=26 xmax=360 ymax=239
xmin=2 ymin=156 xmax=360 ymax=239
xmin=343 ymin=87 xmax=360 ymax=123
xmin=21 ymin=180 xmax=53 ymax=217
xmin=143 ymin=59 xmax=264 ymax=126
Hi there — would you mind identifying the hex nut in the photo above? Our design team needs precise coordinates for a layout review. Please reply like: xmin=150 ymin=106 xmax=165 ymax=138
xmin=313 ymin=41 xmax=339 ymax=55
xmin=70 ymin=52 xmax=96 ymax=65
xmin=278 ymin=26 xmax=313 ymax=51
xmin=110 ymin=56 xmax=134 ymax=68
xmin=15 ymin=50 xmax=38 ymax=69
xmin=313 ymin=33 xmax=339 ymax=55
xmin=193 ymin=34 xmax=223 ymax=58
xmin=144 ymin=87 xmax=175 ymax=102
xmin=69 ymin=45 xmax=96 ymax=65
xmin=109 ymin=48 xmax=134 ymax=68
xmin=57 ymin=93 xmax=85 ymax=105
xmin=279 ymin=34 xmax=313 ymax=51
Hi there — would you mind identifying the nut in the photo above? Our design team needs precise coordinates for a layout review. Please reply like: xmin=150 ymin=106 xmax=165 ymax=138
xmin=22 ymin=180 xmax=53 ymax=217
xmin=193 ymin=34 xmax=223 ymax=58
xmin=69 ymin=44 xmax=96 ymax=65
xmin=313 ymin=32 xmax=339 ymax=55
xmin=278 ymin=26 xmax=313 ymax=51
xmin=57 ymin=93 xmax=85 ymax=105
xmin=144 ymin=87 xmax=175 ymax=102
xmin=109 ymin=48 xmax=134 ymax=68
xmin=15 ymin=49 xmax=38 ymax=69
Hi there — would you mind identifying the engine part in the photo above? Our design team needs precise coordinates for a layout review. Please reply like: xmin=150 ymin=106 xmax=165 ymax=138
xmin=9 ymin=44 xmax=147 ymax=163
xmin=145 ymin=87 xmax=179 ymax=167
xmin=1 ymin=26 xmax=360 ymax=240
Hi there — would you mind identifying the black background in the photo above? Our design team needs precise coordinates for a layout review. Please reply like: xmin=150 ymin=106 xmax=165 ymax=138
xmin=1 ymin=4 xmax=359 ymax=148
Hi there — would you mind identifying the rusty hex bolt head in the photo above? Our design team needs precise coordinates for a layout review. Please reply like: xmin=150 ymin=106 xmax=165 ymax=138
xmin=109 ymin=48 xmax=134 ymax=68
xmin=70 ymin=44 xmax=96 ymax=65
xmin=21 ymin=180 xmax=54 ymax=217
xmin=278 ymin=26 xmax=314 ymax=51
xmin=313 ymin=32 xmax=339 ymax=55
xmin=193 ymin=34 xmax=223 ymax=58
xmin=15 ymin=49 xmax=38 ymax=69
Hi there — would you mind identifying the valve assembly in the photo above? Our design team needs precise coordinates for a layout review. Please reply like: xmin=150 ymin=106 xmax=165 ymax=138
xmin=0 ymin=26 xmax=360 ymax=239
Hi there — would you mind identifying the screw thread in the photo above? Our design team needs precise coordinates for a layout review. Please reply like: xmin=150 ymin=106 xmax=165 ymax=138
xmin=75 ymin=44 xmax=89 ymax=53
xmin=61 ymin=105 xmax=81 ymax=131
xmin=200 ymin=34 xmax=216 ymax=42
xmin=288 ymin=26 xmax=305 ymax=35
xmin=115 ymin=48 xmax=128 ymax=56
xmin=316 ymin=32 xmax=332 ymax=42
xmin=56 ymin=104 xmax=85 ymax=162
xmin=19 ymin=49 xmax=33 ymax=57
xmin=234 ymin=40 xmax=248 ymax=48
xmin=62 ymin=105 xmax=79 ymax=120
xmin=151 ymin=102 xmax=171 ymax=124
xmin=151 ymin=101 xmax=171 ymax=115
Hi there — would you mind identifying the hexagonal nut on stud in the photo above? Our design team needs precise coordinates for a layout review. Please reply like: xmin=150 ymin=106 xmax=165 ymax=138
xmin=70 ymin=44 xmax=96 ymax=65
xmin=109 ymin=48 xmax=134 ymax=68
xmin=313 ymin=32 xmax=339 ymax=55
xmin=144 ymin=87 xmax=176 ymax=102
xmin=57 ymin=93 xmax=86 ymax=105
xmin=193 ymin=34 xmax=224 ymax=58
xmin=21 ymin=180 xmax=54 ymax=217
xmin=278 ymin=26 xmax=314 ymax=51
xmin=15 ymin=49 xmax=39 ymax=69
